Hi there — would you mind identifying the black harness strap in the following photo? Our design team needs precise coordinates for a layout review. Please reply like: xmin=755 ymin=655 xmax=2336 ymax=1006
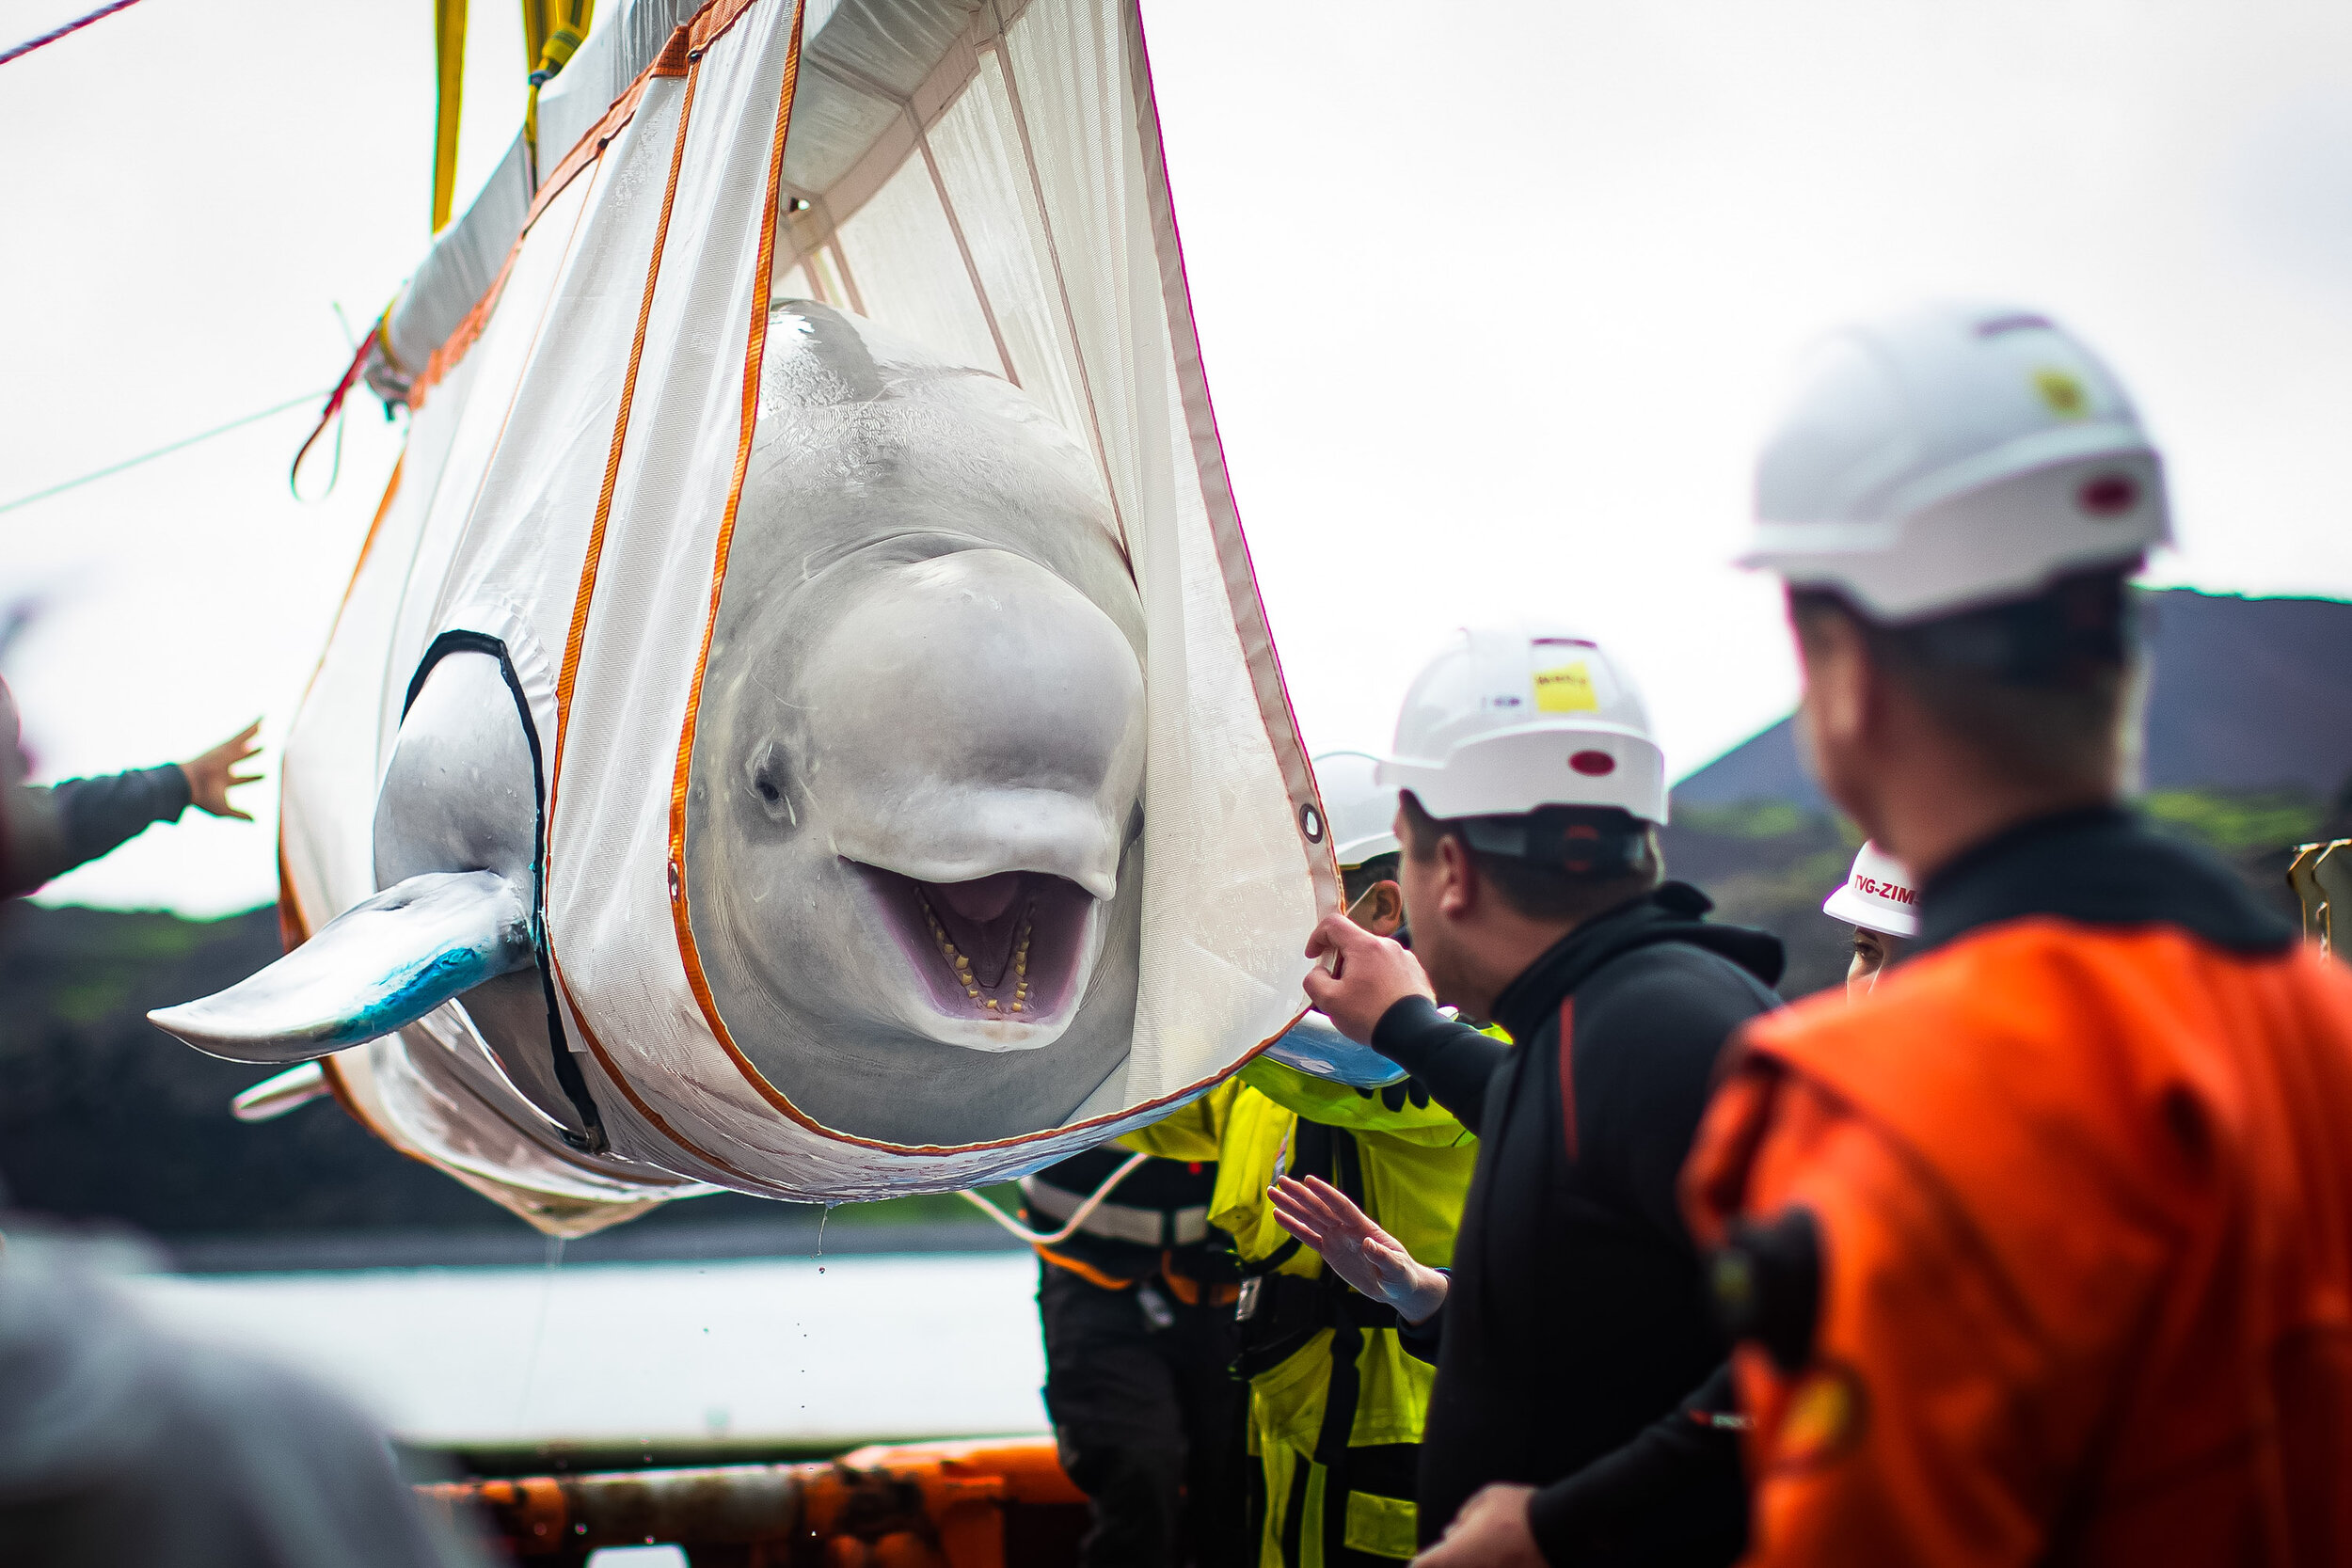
xmin=403 ymin=632 xmax=607 ymax=1151
xmin=1279 ymin=1452 xmax=1311 ymax=1568
xmin=1248 ymin=1118 xmax=1418 ymax=1564
xmin=1314 ymin=1126 xmax=1374 ymax=1566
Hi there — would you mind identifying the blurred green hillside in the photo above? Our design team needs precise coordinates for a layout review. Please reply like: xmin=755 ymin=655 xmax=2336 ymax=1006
xmin=1661 ymin=787 xmax=2327 ymax=1000
xmin=1664 ymin=591 xmax=2352 ymax=995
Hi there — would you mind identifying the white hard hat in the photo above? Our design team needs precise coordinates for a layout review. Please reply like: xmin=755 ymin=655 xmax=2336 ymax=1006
xmin=1375 ymin=625 xmax=1667 ymax=824
xmin=1741 ymin=301 xmax=2169 ymax=623
xmin=1311 ymin=750 xmax=1403 ymax=866
xmin=1822 ymin=841 xmax=1919 ymax=938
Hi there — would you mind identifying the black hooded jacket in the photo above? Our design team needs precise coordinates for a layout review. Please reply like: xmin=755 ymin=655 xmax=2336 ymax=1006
xmin=1369 ymin=882 xmax=1783 ymax=1564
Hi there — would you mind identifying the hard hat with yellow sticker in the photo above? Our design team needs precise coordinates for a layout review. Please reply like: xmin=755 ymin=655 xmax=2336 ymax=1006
xmin=1739 ymin=300 xmax=2170 ymax=623
xmin=1375 ymin=623 xmax=1667 ymax=824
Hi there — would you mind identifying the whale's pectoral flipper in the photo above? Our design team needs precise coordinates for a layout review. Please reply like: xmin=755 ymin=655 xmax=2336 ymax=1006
xmin=230 ymin=1061 xmax=333 ymax=1122
xmin=149 ymin=870 xmax=535 ymax=1064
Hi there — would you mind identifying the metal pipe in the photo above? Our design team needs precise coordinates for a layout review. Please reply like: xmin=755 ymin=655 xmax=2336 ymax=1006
xmin=419 ymin=1463 xmax=811 ymax=1559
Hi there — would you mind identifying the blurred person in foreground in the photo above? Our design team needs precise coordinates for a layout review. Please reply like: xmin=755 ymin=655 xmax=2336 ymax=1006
xmin=1288 ymin=631 xmax=1785 ymax=1567
xmin=0 ymin=684 xmax=469 ymax=1567
xmin=1686 ymin=302 xmax=2352 ymax=1563
xmin=0 ymin=1242 xmax=479 ymax=1568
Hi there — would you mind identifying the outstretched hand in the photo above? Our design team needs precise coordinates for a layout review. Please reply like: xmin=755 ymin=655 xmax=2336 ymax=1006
xmin=1267 ymin=1174 xmax=1449 ymax=1325
xmin=181 ymin=721 xmax=262 ymax=821
xmin=1301 ymin=912 xmax=1433 ymax=1043
xmin=1411 ymin=1483 xmax=1542 ymax=1567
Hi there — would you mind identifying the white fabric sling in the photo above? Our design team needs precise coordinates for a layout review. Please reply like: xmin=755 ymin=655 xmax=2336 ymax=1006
xmin=278 ymin=0 xmax=1335 ymax=1232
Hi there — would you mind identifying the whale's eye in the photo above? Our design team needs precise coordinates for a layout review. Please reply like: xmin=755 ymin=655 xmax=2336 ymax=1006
xmin=744 ymin=737 xmax=796 ymax=825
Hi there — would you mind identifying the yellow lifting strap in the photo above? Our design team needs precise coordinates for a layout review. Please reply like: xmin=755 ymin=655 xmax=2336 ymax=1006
xmin=432 ymin=0 xmax=467 ymax=232
xmin=432 ymin=1 xmax=595 ymax=234
xmin=523 ymin=0 xmax=595 ymax=160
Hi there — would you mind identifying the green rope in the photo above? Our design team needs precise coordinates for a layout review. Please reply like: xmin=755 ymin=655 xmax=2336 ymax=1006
xmin=0 ymin=390 xmax=329 ymax=517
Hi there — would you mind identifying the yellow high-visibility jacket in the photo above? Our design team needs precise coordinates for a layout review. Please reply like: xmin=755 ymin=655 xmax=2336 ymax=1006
xmin=1123 ymin=1050 xmax=1479 ymax=1564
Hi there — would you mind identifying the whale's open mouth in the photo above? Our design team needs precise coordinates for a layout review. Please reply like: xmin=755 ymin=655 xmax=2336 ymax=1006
xmin=853 ymin=863 xmax=1098 ymax=1030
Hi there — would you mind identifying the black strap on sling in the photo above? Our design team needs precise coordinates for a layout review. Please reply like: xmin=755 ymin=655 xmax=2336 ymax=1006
xmin=1314 ymin=1126 xmax=1372 ymax=1567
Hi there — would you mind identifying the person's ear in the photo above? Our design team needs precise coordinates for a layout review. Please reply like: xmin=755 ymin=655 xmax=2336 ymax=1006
xmin=1351 ymin=879 xmax=1406 ymax=938
xmin=1793 ymin=606 xmax=1872 ymax=752
xmin=1791 ymin=603 xmax=1886 ymax=826
xmin=1434 ymin=834 xmax=1476 ymax=921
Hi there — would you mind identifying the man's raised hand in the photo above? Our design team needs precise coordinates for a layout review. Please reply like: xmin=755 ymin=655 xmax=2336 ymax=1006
xmin=181 ymin=721 xmax=262 ymax=822
xmin=1302 ymin=912 xmax=1433 ymax=1042
xmin=1267 ymin=1174 xmax=1449 ymax=1325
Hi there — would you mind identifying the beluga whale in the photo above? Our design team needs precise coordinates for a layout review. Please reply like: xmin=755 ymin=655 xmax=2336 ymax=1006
xmin=149 ymin=0 xmax=1330 ymax=1230
xmin=158 ymin=302 xmax=1151 ymax=1145
xmin=679 ymin=303 xmax=1150 ymax=1145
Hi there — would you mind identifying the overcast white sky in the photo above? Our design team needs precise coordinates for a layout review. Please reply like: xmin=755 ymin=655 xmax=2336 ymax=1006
xmin=3 ymin=0 xmax=2350 ymax=915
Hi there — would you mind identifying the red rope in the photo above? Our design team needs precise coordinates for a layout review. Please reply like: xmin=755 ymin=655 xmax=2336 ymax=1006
xmin=288 ymin=325 xmax=379 ymax=499
xmin=0 ymin=0 xmax=151 ymax=69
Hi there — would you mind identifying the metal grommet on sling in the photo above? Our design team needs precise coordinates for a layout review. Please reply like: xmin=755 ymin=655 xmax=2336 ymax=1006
xmin=1300 ymin=802 xmax=1326 ymax=843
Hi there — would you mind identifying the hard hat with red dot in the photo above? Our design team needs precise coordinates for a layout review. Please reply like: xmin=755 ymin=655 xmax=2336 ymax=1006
xmin=1375 ymin=625 xmax=1667 ymax=824
xmin=1823 ymin=841 xmax=1920 ymax=938
xmin=1740 ymin=301 xmax=2170 ymax=623
xmin=1311 ymin=750 xmax=1405 ymax=867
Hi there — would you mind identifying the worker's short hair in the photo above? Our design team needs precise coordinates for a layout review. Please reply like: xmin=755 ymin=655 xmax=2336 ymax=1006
xmin=1340 ymin=850 xmax=1402 ymax=909
xmin=1397 ymin=793 xmax=1661 ymax=925
xmin=1788 ymin=566 xmax=2137 ymax=792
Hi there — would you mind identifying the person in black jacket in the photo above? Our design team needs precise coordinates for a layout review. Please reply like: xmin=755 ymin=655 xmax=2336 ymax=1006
xmin=0 ymin=682 xmax=260 ymax=897
xmin=1274 ymin=626 xmax=1783 ymax=1568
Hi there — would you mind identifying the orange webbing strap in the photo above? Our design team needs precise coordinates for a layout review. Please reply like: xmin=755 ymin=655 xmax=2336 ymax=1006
xmin=1033 ymin=1243 xmax=1136 ymax=1292
xmin=1160 ymin=1252 xmax=1240 ymax=1307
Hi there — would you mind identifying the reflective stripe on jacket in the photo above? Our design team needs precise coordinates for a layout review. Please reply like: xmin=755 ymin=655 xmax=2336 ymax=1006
xmin=1125 ymin=1050 xmax=1479 ymax=1563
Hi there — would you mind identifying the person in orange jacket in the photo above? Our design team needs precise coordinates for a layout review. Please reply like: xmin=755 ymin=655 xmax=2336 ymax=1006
xmin=1682 ymin=301 xmax=2352 ymax=1566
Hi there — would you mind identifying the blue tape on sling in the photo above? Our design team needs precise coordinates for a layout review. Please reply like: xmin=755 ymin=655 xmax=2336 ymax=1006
xmin=1263 ymin=1015 xmax=1409 ymax=1088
